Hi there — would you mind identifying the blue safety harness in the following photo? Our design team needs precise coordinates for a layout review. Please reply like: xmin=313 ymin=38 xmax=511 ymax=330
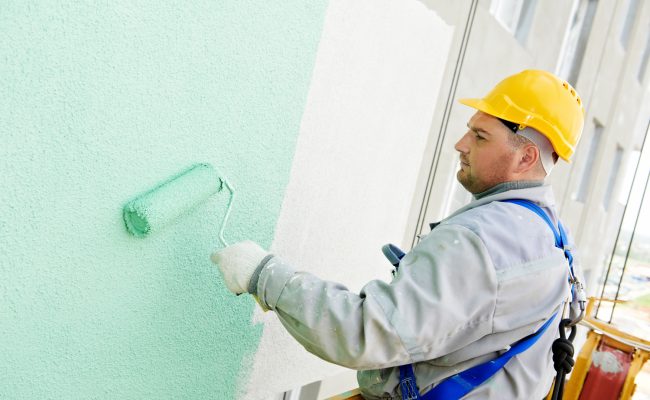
xmin=385 ymin=199 xmax=576 ymax=400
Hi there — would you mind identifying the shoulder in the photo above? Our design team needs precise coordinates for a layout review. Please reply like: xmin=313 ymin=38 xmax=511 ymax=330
xmin=441 ymin=201 xmax=528 ymax=238
xmin=437 ymin=201 xmax=558 ymax=269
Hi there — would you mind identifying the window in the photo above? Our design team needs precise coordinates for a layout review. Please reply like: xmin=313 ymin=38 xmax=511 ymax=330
xmin=557 ymin=0 xmax=599 ymax=86
xmin=618 ymin=150 xmax=641 ymax=204
xmin=620 ymin=0 xmax=639 ymax=50
xmin=603 ymin=146 xmax=624 ymax=210
xmin=638 ymin=30 xmax=650 ymax=82
xmin=489 ymin=0 xmax=538 ymax=45
xmin=575 ymin=121 xmax=603 ymax=202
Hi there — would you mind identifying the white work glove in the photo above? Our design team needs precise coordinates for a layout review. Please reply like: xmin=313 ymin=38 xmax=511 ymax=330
xmin=211 ymin=240 xmax=269 ymax=295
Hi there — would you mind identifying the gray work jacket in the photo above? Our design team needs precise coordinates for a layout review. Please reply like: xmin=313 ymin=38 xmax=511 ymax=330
xmin=254 ymin=184 xmax=577 ymax=399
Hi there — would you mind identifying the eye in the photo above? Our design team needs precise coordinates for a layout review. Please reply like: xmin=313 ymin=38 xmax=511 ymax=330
xmin=474 ymin=131 xmax=485 ymax=140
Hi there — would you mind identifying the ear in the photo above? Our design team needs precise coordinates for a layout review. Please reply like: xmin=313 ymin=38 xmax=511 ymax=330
xmin=515 ymin=143 xmax=540 ymax=174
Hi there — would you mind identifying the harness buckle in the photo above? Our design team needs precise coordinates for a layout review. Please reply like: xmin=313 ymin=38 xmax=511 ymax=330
xmin=567 ymin=280 xmax=586 ymax=327
xmin=400 ymin=376 xmax=420 ymax=400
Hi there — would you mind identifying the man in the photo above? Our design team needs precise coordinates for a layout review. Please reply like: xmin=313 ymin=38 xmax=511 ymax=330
xmin=212 ymin=70 xmax=585 ymax=399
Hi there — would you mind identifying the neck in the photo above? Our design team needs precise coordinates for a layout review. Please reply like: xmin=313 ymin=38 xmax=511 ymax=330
xmin=473 ymin=180 xmax=545 ymax=200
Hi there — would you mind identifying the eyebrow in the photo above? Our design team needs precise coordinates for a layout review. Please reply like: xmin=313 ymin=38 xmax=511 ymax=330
xmin=467 ymin=123 xmax=491 ymax=135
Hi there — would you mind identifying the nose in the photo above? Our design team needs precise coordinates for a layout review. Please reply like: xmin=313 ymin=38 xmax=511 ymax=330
xmin=455 ymin=131 xmax=471 ymax=154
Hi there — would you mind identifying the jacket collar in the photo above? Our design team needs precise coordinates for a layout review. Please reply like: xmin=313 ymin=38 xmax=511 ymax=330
xmin=445 ymin=182 xmax=556 ymax=222
xmin=473 ymin=180 xmax=544 ymax=200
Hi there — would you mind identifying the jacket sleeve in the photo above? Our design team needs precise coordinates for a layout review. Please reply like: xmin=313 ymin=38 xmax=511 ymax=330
xmin=255 ymin=224 xmax=499 ymax=370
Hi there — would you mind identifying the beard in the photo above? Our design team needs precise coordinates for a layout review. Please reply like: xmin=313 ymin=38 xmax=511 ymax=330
xmin=456 ymin=159 xmax=513 ymax=194
xmin=456 ymin=168 xmax=483 ymax=194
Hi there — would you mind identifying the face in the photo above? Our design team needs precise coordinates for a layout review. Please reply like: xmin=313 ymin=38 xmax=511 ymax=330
xmin=454 ymin=111 xmax=519 ymax=194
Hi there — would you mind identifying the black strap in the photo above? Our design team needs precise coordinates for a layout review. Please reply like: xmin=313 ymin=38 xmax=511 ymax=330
xmin=497 ymin=117 xmax=521 ymax=133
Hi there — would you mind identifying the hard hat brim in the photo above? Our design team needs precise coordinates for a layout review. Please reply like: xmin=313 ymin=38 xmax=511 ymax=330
xmin=459 ymin=98 xmax=501 ymax=121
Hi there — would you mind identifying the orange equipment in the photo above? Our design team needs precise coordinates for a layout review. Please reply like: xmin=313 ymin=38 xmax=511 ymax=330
xmin=554 ymin=297 xmax=650 ymax=400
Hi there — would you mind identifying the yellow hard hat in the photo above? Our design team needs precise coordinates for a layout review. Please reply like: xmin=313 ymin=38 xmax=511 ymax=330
xmin=459 ymin=69 xmax=585 ymax=161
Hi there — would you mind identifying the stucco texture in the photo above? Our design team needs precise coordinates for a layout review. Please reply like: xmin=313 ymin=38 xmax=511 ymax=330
xmin=0 ymin=1 xmax=327 ymax=398
xmin=248 ymin=1 xmax=453 ymax=396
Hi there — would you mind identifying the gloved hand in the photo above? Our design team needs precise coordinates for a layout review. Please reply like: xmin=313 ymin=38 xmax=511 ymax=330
xmin=211 ymin=240 xmax=269 ymax=295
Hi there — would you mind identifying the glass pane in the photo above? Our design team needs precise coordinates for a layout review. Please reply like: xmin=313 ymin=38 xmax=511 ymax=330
xmin=596 ymin=123 xmax=650 ymax=340
xmin=575 ymin=121 xmax=603 ymax=202
xmin=603 ymin=146 xmax=624 ymax=209
xmin=620 ymin=0 xmax=639 ymax=49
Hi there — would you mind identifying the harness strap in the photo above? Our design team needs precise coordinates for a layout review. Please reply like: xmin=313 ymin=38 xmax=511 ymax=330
xmin=395 ymin=199 xmax=573 ymax=400
xmin=409 ymin=312 xmax=558 ymax=399
xmin=399 ymin=363 xmax=422 ymax=400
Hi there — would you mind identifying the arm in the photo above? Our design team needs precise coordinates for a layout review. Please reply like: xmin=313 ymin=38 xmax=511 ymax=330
xmin=253 ymin=225 xmax=499 ymax=370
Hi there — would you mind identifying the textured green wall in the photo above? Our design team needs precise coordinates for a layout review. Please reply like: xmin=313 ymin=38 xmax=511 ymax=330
xmin=0 ymin=1 xmax=327 ymax=398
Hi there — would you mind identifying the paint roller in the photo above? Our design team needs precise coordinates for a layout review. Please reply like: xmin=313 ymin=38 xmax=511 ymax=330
xmin=123 ymin=163 xmax=234 ymax=246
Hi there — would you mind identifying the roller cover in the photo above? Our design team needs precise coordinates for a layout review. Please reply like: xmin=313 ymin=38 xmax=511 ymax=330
xmin=123 ymin=163 xmax=223 ymax=237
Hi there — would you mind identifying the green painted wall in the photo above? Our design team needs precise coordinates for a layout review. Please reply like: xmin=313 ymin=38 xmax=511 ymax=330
xmin=0 ymin=1 xmax=327 ymax=398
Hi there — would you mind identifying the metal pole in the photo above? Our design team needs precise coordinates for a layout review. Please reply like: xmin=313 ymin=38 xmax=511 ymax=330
xmin=411 ymin=0 xmax=478 ymax=248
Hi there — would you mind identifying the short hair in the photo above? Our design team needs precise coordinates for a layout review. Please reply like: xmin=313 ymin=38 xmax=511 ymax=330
xmin=506 ymin=128 xmax=557 ymax=175
xmin=507 ymin=131 xmax=533 ymax=149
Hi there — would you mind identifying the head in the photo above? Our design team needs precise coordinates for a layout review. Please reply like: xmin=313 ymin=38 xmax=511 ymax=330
xmin=454 ymin=111 xmax=550 ymax=193
xmin=456 ymin=69 xmax=585 ymax=193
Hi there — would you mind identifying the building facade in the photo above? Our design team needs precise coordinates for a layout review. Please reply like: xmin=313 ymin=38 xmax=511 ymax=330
xmin=2 ymin=1 xmax=648 ymax=399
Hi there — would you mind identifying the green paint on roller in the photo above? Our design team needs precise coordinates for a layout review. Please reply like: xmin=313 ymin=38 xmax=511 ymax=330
xmin=123 ymin=163 xmax=234 ymax=243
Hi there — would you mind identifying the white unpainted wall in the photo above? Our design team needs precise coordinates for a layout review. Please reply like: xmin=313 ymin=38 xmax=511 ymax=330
xmin=241 ymin=0 xmax=453 ymax=398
